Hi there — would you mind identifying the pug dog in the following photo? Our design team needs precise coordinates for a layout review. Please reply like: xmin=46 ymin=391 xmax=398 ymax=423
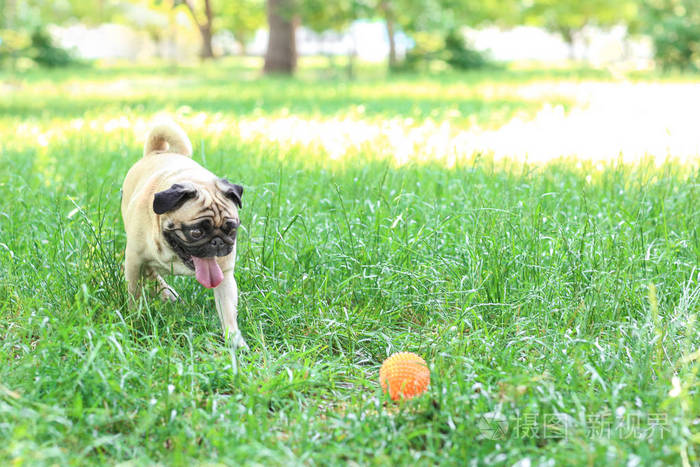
xmin=121 ymin=120 xmax=247 ymax=349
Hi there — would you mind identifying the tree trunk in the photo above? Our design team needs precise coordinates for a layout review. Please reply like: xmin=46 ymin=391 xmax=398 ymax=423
xmin=561 ymin=28 xmax=575 ymax=61
xmin=184 ymin=0 xmax=215 ymax=60
xmin=381 ymin=2 xmax=397 ymax=70
xmin=386 ymin=19 xmax=397 ymax=68
xmin=199 ymin=25 xmax=215 ymax=59
xmin=264 ymin=0 xmax=297 ymax=74
xmin=347 ymin=27 xmax=357 ymax=80
xmin=235 ymin=32 xmax=249 ymax=55
xmin=347 ymin=48 xmax=356 ymax=80
xmin=201 ymin=0 xmax=214 ymax=59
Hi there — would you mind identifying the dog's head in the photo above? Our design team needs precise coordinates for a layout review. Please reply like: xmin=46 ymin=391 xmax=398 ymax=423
xmin=153 ymin=178 xmax=243 ymax=273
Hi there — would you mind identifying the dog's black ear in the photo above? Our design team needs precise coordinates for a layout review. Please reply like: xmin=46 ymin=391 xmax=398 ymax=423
xmin=219 ymin=179 xmax=243 ymax=208
xmin=153 ymin=184 xmax=197 ymax=214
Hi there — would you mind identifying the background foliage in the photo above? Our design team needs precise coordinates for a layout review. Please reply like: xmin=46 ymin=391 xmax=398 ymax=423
xmin=1 ymin=0 xmax=699 ymax=71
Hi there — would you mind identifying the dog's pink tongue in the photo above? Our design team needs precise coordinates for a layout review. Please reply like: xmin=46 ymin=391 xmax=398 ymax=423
xmin=192 ymin=257 xmax=224 ymax=289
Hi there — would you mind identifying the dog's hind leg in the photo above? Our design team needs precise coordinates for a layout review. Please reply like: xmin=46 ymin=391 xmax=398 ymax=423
xmin=125 ymin=249 xmax=144 ymax=306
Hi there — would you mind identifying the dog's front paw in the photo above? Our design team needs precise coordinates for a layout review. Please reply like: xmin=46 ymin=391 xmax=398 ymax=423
xmin=226 ymin=329 xmax=249 ymax=351
xmin=160 ymin=286 xmax=180 ymax=303
xmin=152 ymin=274 xmax=179 ymax=302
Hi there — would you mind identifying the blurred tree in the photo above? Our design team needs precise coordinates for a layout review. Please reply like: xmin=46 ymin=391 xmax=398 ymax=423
xmin=379 ymin=1 xmax=397 ymax=68
xmin=181 ymin=0 xmax=216 ymax=58
xmin=27 ymin=0 xmax=121 ymax=25
xmin=522 ymin=0 xmax=638 ymax=59
xmin=443 ymin=29 xmax=488 ymax=69
xmin=300 ymin=0 xmax=370 ymax=75
xmin=66 ymin=0 xmax=120 ymax=23
xmin=300 ymin=0 xmax=368 ymax=33
xmin=218 ymin=0 xmax=266 ymax=54
xmin=258 ymin=0 xmax=522 ymax=74
xmin=377 ymin=0 xmax=517 ymax=70
xmin=29 ymin=28 xmax=73 ymax=66
xmin=116 ymin=1 xmax=180 ymax=61
xmin=1 ymin=0 xmax=15 ymax=28
xmin=263 ymin=0 xmax=297 ymax=74
xmin=644 ymin=0 xmax=700 ymax=70
xmin=374 ymin=0 xmax=451 ymax=70
xmin=0 ymin=0 xmax=100 ymax=67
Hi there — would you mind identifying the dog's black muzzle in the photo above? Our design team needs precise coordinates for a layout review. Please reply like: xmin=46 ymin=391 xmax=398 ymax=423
xmin=164 ymin=231 xmax=235 ymax=269
xmin=199 ymin=236 xmax=234 ymax=258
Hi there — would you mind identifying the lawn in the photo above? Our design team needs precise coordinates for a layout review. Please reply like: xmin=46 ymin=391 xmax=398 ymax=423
xmin=0 ymin=59 xmax=698 ymax=465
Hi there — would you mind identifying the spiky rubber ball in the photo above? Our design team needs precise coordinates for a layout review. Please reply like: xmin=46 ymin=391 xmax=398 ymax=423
xmin=379 ymin=352 xmax=430 ymax=400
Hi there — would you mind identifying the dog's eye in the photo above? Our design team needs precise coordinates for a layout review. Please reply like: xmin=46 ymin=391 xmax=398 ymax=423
xmin=222 ymin=220 xmax=237 ymax=234
xmin=189 ymin=228 xmax=203 ymax=239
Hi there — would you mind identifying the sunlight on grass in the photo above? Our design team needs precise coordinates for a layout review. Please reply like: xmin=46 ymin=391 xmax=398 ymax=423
xmin=2 ymin=70 xmax=698 ymax=169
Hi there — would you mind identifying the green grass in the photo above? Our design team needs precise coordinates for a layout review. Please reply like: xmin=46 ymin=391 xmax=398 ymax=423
xmin=1 ymin=60 xmax=698 ymax=465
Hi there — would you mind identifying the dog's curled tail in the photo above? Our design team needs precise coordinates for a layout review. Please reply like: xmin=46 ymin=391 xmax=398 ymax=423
xmin=143 ymin=121 xmax=193 ymax=157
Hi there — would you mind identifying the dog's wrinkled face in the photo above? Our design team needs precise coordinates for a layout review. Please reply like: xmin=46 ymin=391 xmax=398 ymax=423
xmin=153 ymin=178 xmax=243 ymax=271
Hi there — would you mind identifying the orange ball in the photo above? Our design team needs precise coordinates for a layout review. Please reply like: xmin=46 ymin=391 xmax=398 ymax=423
xmin=379 ymin=352 xmax=430 ymax=400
